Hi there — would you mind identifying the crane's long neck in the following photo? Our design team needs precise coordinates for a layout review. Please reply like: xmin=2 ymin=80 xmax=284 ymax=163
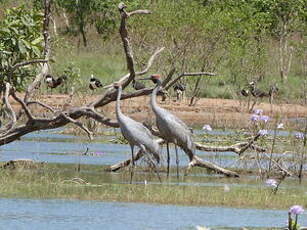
xmin=116 ymin=86 xmax=123 ymax=119
xmin=151 ymin=84 xmax=162 ymax=114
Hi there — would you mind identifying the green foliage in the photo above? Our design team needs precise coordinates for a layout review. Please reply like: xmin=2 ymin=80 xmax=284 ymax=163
xmin=0 ymin=5 xmax=43 ymax=91
xmin=55 ymin=0 xmax=119 ymax=45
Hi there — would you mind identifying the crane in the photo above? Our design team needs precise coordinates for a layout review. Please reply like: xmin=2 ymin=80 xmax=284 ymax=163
xmin=114 ymin=82 xmax=161 ymax=183
xmin=141 ymin=74 xmax=195 ymax=179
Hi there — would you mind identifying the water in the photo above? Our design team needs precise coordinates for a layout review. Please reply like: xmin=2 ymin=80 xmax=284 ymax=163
xmin=1 ymin=198 xmax=306 ymax=230
xmin=0 ymin=130 xmax=306 ymax=170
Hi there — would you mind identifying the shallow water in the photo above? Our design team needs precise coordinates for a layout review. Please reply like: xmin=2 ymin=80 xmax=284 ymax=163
xmin=1 ymin=198 xmax=306 ymax=230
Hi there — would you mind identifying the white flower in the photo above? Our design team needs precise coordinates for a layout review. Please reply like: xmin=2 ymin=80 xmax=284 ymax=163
xmin=202 ymin=124 xmax=212 ymax=131
xmin=277 ymin=123 xmax=284 ymax=129
xmin=258 ymin=129 xmax=268 ymax=136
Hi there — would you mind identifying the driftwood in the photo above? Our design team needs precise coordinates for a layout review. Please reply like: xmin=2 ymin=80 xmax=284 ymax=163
xmin=108 ymin=134 xmax=267 ymax=177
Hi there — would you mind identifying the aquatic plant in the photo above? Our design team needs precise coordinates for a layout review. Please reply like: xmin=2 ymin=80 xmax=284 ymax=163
xmin=294 ymin=132 xmax=304 ymax=140
xmin=250 ymin=114 xmax=259 ymax=122
xmin=254 ymin=109 xmax=263 ymax=115
xmin=258 ymin=129 xmax=268 ymax=136
xmin=288 ymin=205 xmax=304 ymax=230
xmin=259 ymin=115 xmax=270 ymax=123
xmin=265 ymin=179 xmax=277 ymax=188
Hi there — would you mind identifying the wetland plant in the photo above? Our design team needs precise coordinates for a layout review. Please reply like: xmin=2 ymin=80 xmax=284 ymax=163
xmin=288 ymin=205 xmax=304 ymax=230
xmin=265 ymin=178 xmax=279 ymax=194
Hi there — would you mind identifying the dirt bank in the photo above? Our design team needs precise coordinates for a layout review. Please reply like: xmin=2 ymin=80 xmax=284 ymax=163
xmin=13 ymin=93 xmax=307 ymax=129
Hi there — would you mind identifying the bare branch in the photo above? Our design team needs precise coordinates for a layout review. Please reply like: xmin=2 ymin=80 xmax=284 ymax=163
xmin=102 ymin=47 xmax=165 ymax=91
xmin=11 ymin=91 xmax=34 ymax=121
xmin=1 ymin=83 xmax=16 ymax=131
xmin=84 ymin=108 xmax=119 ymax=128
xmin=188 ymin=155 xmax=240 ymax=177
xmin=128 ymin=10 xmax=151 ymax=17
xmin=195 ymin=138 xmax=266 ymax=155
xmin=10 ymin=59 xmax=48 ymax=74
xmin=165 ymin=72 xmax=216 ymax=90
xmin=27 ymin=101 xmax=55 ymax=113
xmin=61 ymin=112 xmax=93 ymax=140
xmin=263 ymin=153 xmax=292 ymax=176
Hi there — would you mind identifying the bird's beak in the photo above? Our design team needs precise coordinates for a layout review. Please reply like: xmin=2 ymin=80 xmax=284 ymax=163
xmin=139 ymin=77 xmax=151 ymax=81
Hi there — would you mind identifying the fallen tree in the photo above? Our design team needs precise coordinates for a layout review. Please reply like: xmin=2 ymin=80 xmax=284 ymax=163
xmin=0 ymin=1 xmax=270 ymax=178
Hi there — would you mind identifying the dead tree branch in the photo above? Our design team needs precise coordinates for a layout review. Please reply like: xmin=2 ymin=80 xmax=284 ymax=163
xmin=11 ymin=91 xmax=35 ymax=121
xmin=1 ymin=83 xmax=16 ymax=132
xmin=26 ymin=101 xmax=55 ymax=113
xmin=165 ymin=72 xmax=216 ymax=90
xmin=61 ymin=112 xmax=93 ymax=139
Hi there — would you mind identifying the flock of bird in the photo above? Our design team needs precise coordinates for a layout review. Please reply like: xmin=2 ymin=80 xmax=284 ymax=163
xmin=44 ymin=73 xmax=185 ymax=101
xmin=44 ymin=74 xmax=279 ymax=183
xmin=240 ymin=81 xmax=279 ymax=102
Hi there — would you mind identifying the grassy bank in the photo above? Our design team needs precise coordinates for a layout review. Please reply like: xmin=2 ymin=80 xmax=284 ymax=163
xmin=1 ymin=163 xmax=306 ymax=210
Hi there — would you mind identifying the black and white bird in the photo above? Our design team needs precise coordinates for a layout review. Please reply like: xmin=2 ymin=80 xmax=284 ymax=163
xmin=173 ymin=82 xmax=185 ymax=101
xmin=45 ymin=74 xmax=66 ymax=89
xmin=89 ymin=74 xmax=103 ymax=90
xmin=132 ymin=79 xmax=146 ymax=90
xmin=240 ymin=88 xmax=249 ymax=97
xmin=249 ymin=81 xmax=270 ymax=98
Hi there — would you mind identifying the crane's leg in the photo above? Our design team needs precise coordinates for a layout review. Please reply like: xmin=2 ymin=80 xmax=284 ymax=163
xmin=166 ymin=142 xmax=170 ymax=177
xmin=130 ymin=145 xmax=135 ymax=184
xmin=141 ymin=146 xmax=162 ymax=183
xmin=175 ymin=144 xmax=179 ymax=181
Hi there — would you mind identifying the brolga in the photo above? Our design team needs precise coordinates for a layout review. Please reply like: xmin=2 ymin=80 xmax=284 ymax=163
xmin=114 ymin=82 xmax=161 ymax=183
xmin=141 ymin=74 xmax=195 ymax=179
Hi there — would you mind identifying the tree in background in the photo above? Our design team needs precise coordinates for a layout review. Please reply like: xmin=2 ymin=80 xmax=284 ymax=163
xmin=0 ymin=5 xmax=44 ymax=92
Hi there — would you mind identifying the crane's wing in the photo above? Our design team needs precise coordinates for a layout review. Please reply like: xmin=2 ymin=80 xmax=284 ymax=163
xmin=161 ymin=107 xmax=192 ymax=134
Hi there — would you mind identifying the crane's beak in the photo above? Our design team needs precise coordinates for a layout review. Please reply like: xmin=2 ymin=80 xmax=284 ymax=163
xmin=139 ymin=77 xmax=151 ymax=81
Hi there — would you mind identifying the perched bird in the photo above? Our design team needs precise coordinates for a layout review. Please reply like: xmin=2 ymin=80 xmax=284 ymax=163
xmin=45 ymin=74 xmax=66 ymax=89
xmin=114 ymin=82 xmax=161 ymax=183
xmin=173 ymin=82 xmax=185 ymax=101
xmin=89 ymin=74 xmax=103 ymax=90
xmin=132 ymin=79 xmax=146 ymax=90
xmin=141 ymin=74 xmax=195 ymax=178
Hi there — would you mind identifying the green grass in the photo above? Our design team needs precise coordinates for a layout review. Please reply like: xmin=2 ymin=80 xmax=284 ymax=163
xmin=1 ymin=163 xmax=306 ymax=210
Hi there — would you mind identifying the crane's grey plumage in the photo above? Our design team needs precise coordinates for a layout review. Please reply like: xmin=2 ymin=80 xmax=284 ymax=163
xmin=142 ymin=74 xmax=195 ymax=178
xmin=115 ymin=83 xmax=160 ymax=182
